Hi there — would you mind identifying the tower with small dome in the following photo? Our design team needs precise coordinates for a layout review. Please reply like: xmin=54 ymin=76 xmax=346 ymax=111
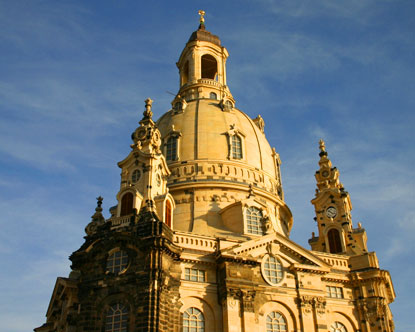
xmin=35 ymin=12 xmax=395 ymax=332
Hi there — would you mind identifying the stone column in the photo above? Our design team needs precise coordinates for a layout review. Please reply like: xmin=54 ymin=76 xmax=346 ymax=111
xmin=222 ymin=288 xmax=243 ymax=332
xmin=298 ymin=295 xmax=316 ymax=332
xmin=240 ymin=290 xmax=256 ymax=332
xmin=312 ymin=297 xmax=328 ymax=332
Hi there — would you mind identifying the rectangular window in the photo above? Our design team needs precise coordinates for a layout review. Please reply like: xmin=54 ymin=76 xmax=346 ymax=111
xmin=184 ymin=268 xmax=205 ymax=282
xmin=326 ymin=286 xmax=343 ymax=298
xmin=166 ymin=136 xmax=178 ymax=161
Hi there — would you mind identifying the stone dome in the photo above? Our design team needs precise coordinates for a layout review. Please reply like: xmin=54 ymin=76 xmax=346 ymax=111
xmin=157 ymin=99 xmax=279 ymax=189
xmin=154 ymin=25 xmax=293 ymax=239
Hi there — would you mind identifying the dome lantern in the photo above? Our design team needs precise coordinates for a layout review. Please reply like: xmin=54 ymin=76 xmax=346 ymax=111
xmin=176 ymin=11 xmax=234 ymax=104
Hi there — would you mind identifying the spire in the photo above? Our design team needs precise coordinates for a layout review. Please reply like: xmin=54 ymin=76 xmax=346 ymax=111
xmin=315 ymin=139 xmax=342 ymax=191
xmin=131 ymin=98 xmax=162 ymax=154
xmin=85 ymin=196 xmax=106 ymax=235
xmin=141 ymin=97 xmax=153 ymax=124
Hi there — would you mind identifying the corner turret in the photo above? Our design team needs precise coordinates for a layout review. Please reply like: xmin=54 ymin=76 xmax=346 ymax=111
xmin=309 ymin=140 xmax=368 ymax=255
xmin=113 ymin=99 xmax=175 ymax=227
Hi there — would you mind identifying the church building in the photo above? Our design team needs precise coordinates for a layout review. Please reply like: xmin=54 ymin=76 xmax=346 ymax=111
xmin=35 ymin=12 xmax=395 ymax=332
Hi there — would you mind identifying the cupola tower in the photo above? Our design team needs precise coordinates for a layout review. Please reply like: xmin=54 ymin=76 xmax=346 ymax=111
xmin=309 ymin=140 xmax=369 ymax=255
xmin=175 ymin=10 xmax=234 ymax=105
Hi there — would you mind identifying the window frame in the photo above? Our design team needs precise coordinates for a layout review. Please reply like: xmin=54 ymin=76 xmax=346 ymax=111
xmin=104 ymin=303 xmax=129 ymax=332
xmin=184 ymin=267 xmax=206 ymax=282
xmin=131 ymin=169 xmax=141 ymax=183
xmin=326 ymin=286 xmax=344 ymax=299
xmin=166 ymin=136 xmax=178 ymax=161
xmin=183 ymin=307 xmax=205 ymax=332
xmin=225 ymin=127 xmax=246 ymax=161
xmin=163 ymin=130 xmax=182 ymax=162
xmin=266 ymin=311 xmax=287 ymax=332
xmin=106 ymin=249 xmax=129 ymax=275
xmin=261 ymin=254 xmax=284 ymax=286
xmin=245 ymin=206 xmax=263 ymax=235
xmin=231 ymin=134 xmax=243 ymax=159
xmin=330 ymin=321 xmax=347 ymax=332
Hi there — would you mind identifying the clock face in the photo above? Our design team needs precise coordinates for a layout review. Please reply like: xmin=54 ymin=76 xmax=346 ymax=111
xmin=322 ymin=170 xmax=329 ymax=177
xmin=326 ymin=206 xmax=337 ymax=218
xmin=136 ymin=128 xmax=146 ymax=140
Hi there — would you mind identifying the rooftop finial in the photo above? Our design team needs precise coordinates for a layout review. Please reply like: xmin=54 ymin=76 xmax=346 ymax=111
xmin=198 ymin=10 xmax=206 ymax=29
xmin=96 ymin=196 xmax=103 ymax=208
xmin=143 ymin=98 xmax=153 ymax=120
xmin=319 ymin=139 xmax=326 ymax=153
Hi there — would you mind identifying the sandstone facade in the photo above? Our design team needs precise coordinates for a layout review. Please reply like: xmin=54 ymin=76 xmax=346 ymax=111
xmin=35 ymin=14 xmax=395 ymax=332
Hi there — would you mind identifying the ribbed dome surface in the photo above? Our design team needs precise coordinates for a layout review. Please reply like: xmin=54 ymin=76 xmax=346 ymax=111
xmin=157 ymin=99 xmax=276 ymax=178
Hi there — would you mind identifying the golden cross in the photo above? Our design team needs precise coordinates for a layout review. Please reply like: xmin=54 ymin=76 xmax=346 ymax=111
xmin=319 ymin=139 xmax=326 ymax=152
xmin=198 ymin=10 xmax=205 ymax=24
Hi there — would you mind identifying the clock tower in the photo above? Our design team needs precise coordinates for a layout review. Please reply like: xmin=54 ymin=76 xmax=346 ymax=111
xmin=309 ymin=139 xmax=368 ymax=255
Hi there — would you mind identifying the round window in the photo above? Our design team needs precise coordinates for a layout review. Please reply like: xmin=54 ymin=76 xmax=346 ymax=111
xmin=106 ymin=250 xmax=129 ymax=274
xmin=132 ymin=169 xmax=141 ymax=183
xmin=261 ymin=254 xmax=284 ymax=285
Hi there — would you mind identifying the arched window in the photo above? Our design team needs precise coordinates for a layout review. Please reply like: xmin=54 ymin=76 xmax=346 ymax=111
xmin=120 ymin=193 xmax=133 ymax=216
xmin=246 ymin=207 xmax=263 ymax=235
xmin=328 ymin=228 xmax=342 ymax=253
xmin=330 ymin=322 xmax=347 ymax=332
xmin=225 ymin=100 xmax=233 ymax=109
xmin=209 ymin=92 xmax=217 ymax=100
xmin=174 ymin=101 xmax=183 ymax=112
xmin=165 ymin=200 xmax=172 ymax=228
xmin=266 ymin=311 xmax=287 ymax=332
xmin=181 ymin=61 xmax=189 ymax=86
xmin=105 ymin=303 xmax=128 ymax=332
xmin=106 ymin=250 xmax=129 ymax=274
xmin=201 ymin=54 xmax=217 ymax=79
xmin=231 ymin=135 xmax=242 ymax=159
xmin=166 ymin=136 xmax=178 ymax=161
xmin=183 ymin=307 xmax=204 ymax=332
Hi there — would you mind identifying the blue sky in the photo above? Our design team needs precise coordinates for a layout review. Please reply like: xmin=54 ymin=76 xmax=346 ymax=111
xmin=0 ymin=1 xmax=414 ymax=331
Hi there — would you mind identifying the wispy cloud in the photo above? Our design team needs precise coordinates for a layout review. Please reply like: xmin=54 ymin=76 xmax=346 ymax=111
xmin=0 ymin=1 xmax=413 ymax=331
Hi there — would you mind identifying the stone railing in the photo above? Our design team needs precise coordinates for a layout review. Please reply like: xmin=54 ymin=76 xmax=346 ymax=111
xmin=314 ymin=252 xmax=350 ymax=271
xmin=109 ymin=215 xmax=134 ymax=229
xmin=197 ymin=78 xmax=221 ymax=87
xmin=173 ymin=232 xmax=217 ymax=252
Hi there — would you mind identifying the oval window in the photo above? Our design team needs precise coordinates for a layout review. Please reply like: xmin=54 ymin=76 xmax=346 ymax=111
xmin=106 ymin=250 xmax=129 ymax=274
xmin=132 ymin=169 xmax=141 ymax=183
xmin=262 ymin=254 xmax=284 ymax=285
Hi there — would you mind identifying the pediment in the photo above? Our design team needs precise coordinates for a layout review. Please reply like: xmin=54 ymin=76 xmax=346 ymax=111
xmin=220 ymin=233 xmax=330 ymax=273
xmin=46 ymin=277 xmax=78 ymax=318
